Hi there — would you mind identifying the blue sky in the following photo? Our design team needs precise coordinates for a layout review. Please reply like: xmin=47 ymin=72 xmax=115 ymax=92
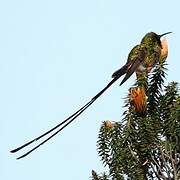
xmin=0 ymin=0 xmax=179 ymax=179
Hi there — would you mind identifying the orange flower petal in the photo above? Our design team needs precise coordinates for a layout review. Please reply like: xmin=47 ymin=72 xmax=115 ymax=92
xmin=129 ymin=87 xmax=147 ymax=115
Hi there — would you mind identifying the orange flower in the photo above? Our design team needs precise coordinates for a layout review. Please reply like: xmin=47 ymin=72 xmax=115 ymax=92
xmin=160 ymin=38 xmax=168 ymax=62
xmin=129 ymin=87 xmax=147 ymax=115
xmin=104 ymin=120 xmax=114 ymax=129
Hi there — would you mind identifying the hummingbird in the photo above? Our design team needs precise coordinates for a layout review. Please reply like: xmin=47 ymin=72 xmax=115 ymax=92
xmin=10 ymin=31 xmax=171 ymax=159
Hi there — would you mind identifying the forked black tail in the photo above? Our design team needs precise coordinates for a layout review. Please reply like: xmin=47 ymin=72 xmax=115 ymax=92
xmin=10 ymin=75 xmax=122 ymax=160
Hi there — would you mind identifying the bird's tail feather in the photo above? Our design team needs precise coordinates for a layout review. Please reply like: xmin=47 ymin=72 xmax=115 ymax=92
xmin=111 ymin=64 xmax=128 ymax=78
xmin=10 ymin=74 xmax=122 ymax=159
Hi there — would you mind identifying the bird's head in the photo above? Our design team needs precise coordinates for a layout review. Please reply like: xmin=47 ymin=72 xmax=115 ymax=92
xmin=141 ymin=32 xmax=172 ymax=48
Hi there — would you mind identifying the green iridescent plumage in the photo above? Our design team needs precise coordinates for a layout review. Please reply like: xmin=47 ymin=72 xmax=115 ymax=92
xmin=112 ymin=32 xmax=171 ymax=86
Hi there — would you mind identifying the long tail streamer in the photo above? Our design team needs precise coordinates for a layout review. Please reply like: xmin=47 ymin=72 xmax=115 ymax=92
xmin=10 ymin=76 xmax=120 ymax=159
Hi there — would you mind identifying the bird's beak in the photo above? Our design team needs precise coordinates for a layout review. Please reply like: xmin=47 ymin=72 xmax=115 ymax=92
xmin=159 ymin=32 xmax=172 ymax=38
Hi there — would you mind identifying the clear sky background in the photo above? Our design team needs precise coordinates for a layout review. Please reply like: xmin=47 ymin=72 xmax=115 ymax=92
xmin=0 ymin=0 xmax=179 ymax=179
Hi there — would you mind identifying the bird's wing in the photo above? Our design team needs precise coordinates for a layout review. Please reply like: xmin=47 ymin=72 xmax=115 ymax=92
xmin=111 ymin=45 xmax=141 ymax=79
xmin=120 ymin=47 xmax=146 ymax=86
